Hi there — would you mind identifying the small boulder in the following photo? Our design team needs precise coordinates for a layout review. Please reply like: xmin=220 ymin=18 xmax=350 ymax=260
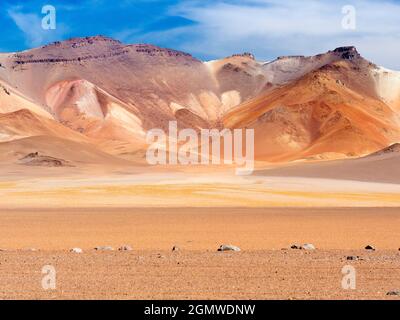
xmin=172 ymin=245 xmax=180 ymax=252
xmin=346 ymin=255 xmax=360 ymax=261
xmin=336 ymin=79 xmax=345 ymax=86
xmin=386 ymin=290 xmax=400 ymax=296
xmin=301 ymin=244 xmax=316 ymax=251
xmin=94 ymin=246 xmax=114 ymax=251
xmin=118 ymin=245 xmax=133 ymax=251
xmin=70 ymin=248 xmax=83 ymax=254
xmin=365 ymin=245 xmax=376 ymax=251
xmin=218 ymin=244 xmax=241 ymax=252
xmin=290 ymin=244 xmax=316 ymax=250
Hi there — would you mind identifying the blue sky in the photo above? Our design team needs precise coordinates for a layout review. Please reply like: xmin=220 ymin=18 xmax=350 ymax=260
xmin=1 ymin=0 xmax=400 ymax=69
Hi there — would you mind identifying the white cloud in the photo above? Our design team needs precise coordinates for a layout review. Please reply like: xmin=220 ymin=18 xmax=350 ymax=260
xmin=8 ymin=6 xmax=69 ymax=48
xmin=142 ymin=0 xmax=400 ymax=69
xmin=113 ymin=28 xmax=141 ymax=43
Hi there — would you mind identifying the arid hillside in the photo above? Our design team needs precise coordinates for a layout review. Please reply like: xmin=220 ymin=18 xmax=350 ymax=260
xmin=0 ymin=37 xmax=399 ymax=166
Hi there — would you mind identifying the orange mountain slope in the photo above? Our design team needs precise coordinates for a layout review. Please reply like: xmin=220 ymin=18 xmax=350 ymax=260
xmin=0 ymin=38 xmax=399 ymax=164
xmin=224 ymin=52 xmax=400 ymax=161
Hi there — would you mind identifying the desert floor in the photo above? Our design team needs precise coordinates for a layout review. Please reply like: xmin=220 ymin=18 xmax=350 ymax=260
xmin=1 ymin=169 xmax=400 ymax=208
xmin=0 ymin=207 xmax=399 ymax=300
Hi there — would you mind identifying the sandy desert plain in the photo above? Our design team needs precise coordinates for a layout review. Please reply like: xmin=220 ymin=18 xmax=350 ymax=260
xmin=0 ymin=161 xmax=399 ymax=300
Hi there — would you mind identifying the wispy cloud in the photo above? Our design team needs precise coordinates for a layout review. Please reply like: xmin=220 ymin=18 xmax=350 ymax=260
xmin=134 ymin=0 xmax=400 ymax=69
xmin=3 ymin=0 xmax=400 ymax=69
xmin=7 ymin=6 xmax=69 ymax=47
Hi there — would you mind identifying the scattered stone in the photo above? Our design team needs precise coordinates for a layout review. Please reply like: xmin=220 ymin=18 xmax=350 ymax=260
xmin=290 ymin=244 xmax=316 ymax=250
xmin=18 ymin=152 xmax=72 ymax=167
xmin=346 ymin=256 xmax=360 ymax=261
xmin=70 ymin=248 xmax=83 ymax=254
xmin=301 ymin=244 xmax=316 ymax=251
xmin=336 ymin=79 xmax=345 ymax=86
xmin=1 ymin=85 xmax=10 ymax=95
xmin=218 ymin=244 xmax=241 ymax=252
xmin=365 ymin=245 xmax=376 ymax=251
xmin=386 ymin=290 xmax=400 ymax=296
xmin=94 ymin=246 xmax=114 ymax=251
xmin=118 ymin=245 xmax=133 ymax=251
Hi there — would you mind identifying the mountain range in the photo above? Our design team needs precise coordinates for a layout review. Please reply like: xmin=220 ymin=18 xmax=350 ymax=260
xmin=1 ymin=35 xmax=400 ymax=168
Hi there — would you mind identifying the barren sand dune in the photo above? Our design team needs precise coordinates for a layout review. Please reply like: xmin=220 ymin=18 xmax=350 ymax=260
xmin=0 ymin=136 xmax=133 ymax=166
xmin=258 ymin=143 xmax=400 ymax=184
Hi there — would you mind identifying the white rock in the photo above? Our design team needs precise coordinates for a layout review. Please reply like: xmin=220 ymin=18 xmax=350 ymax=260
xmin=70 ymin=248 xmax=83 ymax=254
xmin=290 ymin=244 xmax=316 ymax=250
xmin=94 ymin=246 xmax=114 ymax=251
xmin=218 ymin=244 xmax=241 ymax=252
xmin=301 ymin=244 xmax=316 ymax=250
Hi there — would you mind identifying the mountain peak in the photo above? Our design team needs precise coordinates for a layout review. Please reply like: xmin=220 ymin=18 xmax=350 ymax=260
xmin=333 ymin=46 xmax=358 ymax=52
xmin=42 ymin=35 xmax=122 ymax=49
xmin=229 ymin=52 xmax=255 ymax=60
xmin=70 ymin=35 xmax=121 ymax=43
xmin=332 ymin=46 xmax=360 ymax=60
